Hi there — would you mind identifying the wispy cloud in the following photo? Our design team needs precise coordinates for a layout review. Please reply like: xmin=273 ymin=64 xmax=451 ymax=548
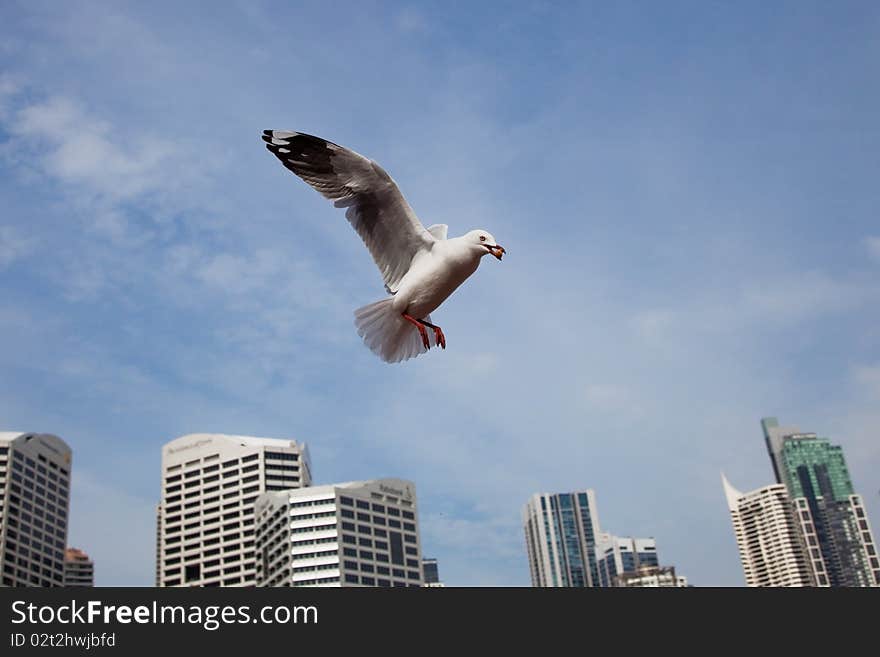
xmin=10 ymin=96 xmax=181 ymax=203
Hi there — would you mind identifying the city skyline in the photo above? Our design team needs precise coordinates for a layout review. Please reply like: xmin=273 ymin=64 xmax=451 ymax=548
xmin=1 ymin=417 xmax=875 ymax=587
xmin=2 ymin=1 xmax=879 ymax=586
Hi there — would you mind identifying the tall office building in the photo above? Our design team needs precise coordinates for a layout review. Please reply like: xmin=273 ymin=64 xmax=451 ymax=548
xmin=254 ymin=479 xmax=424 ymax=587
xmin=595 ymin=534 xmax=659 ymax=587
xmin=722 ymin=474 xmax=821 ymax=587
xmin=0 ymin=432 xmax=72 ymax=587
xmin=156 ymin=433 xmax=311 ymax=587
xmin=63 ymin=547 xmax=94 ymax=587
xmin=761 ymin=417 xmax=879 ymax=587
xmin=522 ymin=490 xmax=602 ymax=587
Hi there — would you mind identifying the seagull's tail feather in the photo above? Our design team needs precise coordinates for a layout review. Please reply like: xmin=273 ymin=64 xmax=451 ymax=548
xmin=354 ymin=298 xmax=434 ymax=364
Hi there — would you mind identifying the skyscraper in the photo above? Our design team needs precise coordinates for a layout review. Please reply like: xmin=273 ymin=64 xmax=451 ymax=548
xmin=254 ymin=479 xmax=424 ymax=587
xmin=0 ymin=432 xmax=72 ymax=587
xmin=63 ymin=547 xmax=94 ymax=587
xmin=156 ymin=433 xmax=311 ymax=587
xmin=595 ymin=534 xmax=660 ymax=587
xmin=722 ymin=474 xmax=822 ymax=587
xmin=522 ymin=490 xmax=601 ymax=587
xmin=761 ymin=417 xmax=879 ymax=587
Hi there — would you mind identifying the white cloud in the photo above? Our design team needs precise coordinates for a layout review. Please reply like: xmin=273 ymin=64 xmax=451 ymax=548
xmin=10 ymin=96 xmax=181 ymax=203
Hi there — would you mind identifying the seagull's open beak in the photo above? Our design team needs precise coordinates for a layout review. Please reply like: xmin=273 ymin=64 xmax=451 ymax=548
xmin=487 ymin=244 xmax=506 ymax=261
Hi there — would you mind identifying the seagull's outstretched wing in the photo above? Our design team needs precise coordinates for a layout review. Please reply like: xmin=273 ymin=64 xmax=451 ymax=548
xmin=262 ymin=130 xmax=434 ymax=293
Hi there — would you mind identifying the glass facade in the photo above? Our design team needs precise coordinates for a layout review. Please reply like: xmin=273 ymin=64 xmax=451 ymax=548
xmin=523 ymin=490 xmax=602 ymax=587
xmin=781 ymin=439 xmax=853 ymax=501
xmin=761 ymin=418 xmax=880 ymax=587
xmin=596 ymin=536 xmax=659 ymax=587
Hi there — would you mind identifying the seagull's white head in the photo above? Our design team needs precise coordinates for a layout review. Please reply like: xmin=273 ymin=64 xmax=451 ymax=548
xmin=466 ymin=229 xmax=506 ymax=261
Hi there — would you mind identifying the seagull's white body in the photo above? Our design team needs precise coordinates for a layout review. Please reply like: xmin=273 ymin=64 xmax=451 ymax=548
xmin=393 ymin=236 xmax=482 ymax=319
xmin=262 ymin=130 xmax=505 ymax=363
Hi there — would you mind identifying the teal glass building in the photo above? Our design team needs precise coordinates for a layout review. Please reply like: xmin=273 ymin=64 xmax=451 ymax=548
xmin=762 ymin=417 xmax=880 ymax=587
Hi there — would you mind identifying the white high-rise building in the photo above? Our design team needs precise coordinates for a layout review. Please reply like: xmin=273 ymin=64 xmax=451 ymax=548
xmin=255 ymin=478 xmax=424 ymax=588
xmin=722 ymin=473 xmax=822 ymax=587
xmin=156 ymin=433 xmax=311 ymax=587
xmin=0 ymin=432 xmax=72 ymax=587
xmin=522 ymin=490 xmax=602 ymax=587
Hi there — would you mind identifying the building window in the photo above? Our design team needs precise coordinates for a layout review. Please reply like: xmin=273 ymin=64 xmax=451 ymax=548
xmin=390 ymin=532 xmax=404 ymax=566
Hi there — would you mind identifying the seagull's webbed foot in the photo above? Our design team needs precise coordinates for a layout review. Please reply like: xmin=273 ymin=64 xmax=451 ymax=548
xmin=421 ymin=319 xmax=446 ymax=350
xmin=402 ymin=313 xmax=431 ymax=350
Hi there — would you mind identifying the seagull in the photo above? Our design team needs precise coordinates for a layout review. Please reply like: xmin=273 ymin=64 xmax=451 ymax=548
xmin=262 ymin=130 xmax=505 ymax=364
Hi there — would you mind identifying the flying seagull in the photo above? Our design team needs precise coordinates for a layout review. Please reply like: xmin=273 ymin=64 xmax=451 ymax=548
xmin=262 ymin=130 xmax=505 ymax=364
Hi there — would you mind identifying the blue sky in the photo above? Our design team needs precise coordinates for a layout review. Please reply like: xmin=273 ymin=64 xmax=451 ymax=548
xmin=1 ymin=0 xmax=879 ymax=586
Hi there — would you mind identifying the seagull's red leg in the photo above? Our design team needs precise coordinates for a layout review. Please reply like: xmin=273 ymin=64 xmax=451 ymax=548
xmin=402 ymin=313 xmax=431 ymax=350
xmin=421 ymin=319 xmax=446 ymax=349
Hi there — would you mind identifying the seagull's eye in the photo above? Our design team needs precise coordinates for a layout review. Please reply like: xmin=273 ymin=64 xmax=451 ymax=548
xmin=479 ymin=235 xmax=486 ymax=242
